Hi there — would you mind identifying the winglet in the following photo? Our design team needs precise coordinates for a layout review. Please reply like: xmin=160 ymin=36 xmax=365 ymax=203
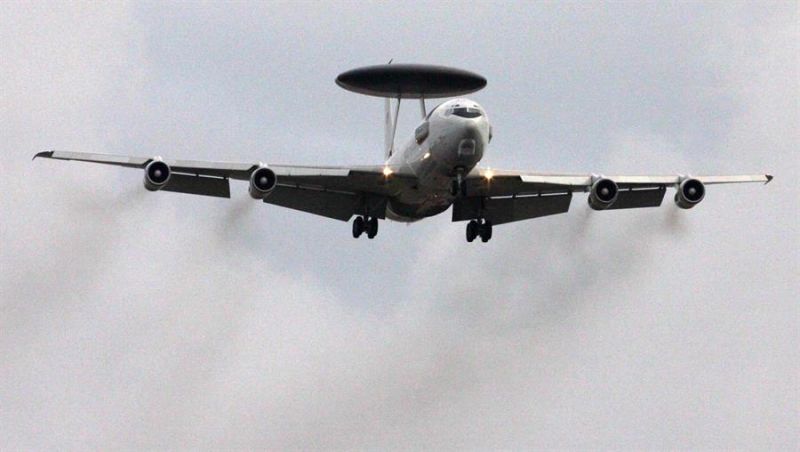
xmin=33 ymin=150 xmax=54 ymax=161
xmin=765 ymin=174 xmax=773 ymax=184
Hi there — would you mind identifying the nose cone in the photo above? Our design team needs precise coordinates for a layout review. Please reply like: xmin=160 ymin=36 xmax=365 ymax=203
xmin=452 ymin=122 xmax=485 ymax=166
xmin=459 ymin=138 xmax=477 ymax=156
xmin=459 ymin=119 xmax=488 ymax=144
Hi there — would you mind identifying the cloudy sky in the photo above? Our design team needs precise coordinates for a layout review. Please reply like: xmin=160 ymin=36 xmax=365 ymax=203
xmin=1 ymin=1 xmax=797 ymax=448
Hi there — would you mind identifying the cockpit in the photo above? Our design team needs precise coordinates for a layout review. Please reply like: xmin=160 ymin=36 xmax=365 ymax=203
xmin=426 ymin=100 xmax=486 ymax=120
xmin=450 ymin=106 xmax=483 ymax=118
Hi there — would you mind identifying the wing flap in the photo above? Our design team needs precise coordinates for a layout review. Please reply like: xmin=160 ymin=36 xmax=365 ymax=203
xmin=467 ymin=176 xmax=573 ymax=197
xmin=161 ymin=174 xmax=231 ymax=198
xmin=168 ymin=160 xmax=257 ymax=180
xmin=606 ymin=187 xmax=666 ymax=210
xmin=264 ymin=186 xmax=359 ymax=221
xmin=453 ymin=193 xmax=572 ymax=225
xmin=274 ymin=168 xmax=413 ymax=197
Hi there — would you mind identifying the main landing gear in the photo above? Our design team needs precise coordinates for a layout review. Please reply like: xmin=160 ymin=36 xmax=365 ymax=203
xmin=352 ymin=216 xmax=379 ymax=239
xmin=466 ymin=218 xmax=492 ymax=243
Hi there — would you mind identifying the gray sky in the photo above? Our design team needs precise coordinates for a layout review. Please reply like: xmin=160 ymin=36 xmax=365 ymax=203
xmin=1 ymin=1 xmax=797 ymax=449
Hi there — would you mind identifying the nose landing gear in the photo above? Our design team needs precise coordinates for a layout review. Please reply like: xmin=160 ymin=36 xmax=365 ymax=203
xmin=450 ymin=168 xmax=468 ymax=197
xmin=352 ymin=216 xmax=379 ymax=239
xmin=451 ymin=179 xmax=468 ymax=197
xmin=466 ymin=218 xmax=492 ymax=243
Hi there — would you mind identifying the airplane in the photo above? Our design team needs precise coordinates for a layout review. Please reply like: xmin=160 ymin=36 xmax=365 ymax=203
xmin=34 ymin=64 xmax=772 ymax=242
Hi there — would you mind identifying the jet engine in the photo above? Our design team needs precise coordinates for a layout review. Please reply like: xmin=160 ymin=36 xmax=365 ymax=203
xmin=588 ymin=177 xmax=619 ymax=210
xmin=249 ymin=166 xmax=277 ymax=199
xmin=143 ymin=160 xmax=171 ymax=191
xmin=674 ymin=178 xmax=705 ymax=209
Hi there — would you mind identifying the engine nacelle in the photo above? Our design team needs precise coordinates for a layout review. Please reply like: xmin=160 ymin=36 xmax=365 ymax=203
xmin=588 ymin=177 xmax=619 ymax=210
xmin=674 ymin=178 xmax=705 ymax=209
xmin=143 ymin=160 xmax=171 ymax=191
xmin=249 ymin=166 xmax=277 ymax=199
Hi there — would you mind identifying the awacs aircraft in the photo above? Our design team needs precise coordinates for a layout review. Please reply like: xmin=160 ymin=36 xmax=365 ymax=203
xmin=35 ymin=64 xmax=772 ymax=242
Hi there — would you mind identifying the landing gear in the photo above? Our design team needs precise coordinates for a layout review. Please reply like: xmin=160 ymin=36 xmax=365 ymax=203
xmin=352 ymin=216 xmax=378 ymax=239
xmin=451 ymin=179 xmax=468 ymax=197
xmin=450 ymin=168 xmax=468 ymax=197
xmin=466 ymin=219 xmax=493 ymax=243
xmin=480 ymin=219 xmax=492 ymax=242
xmin=365 ymin=216 xmax=378 ymax=239
xmin=352 ymin=216 xmax=365 ymax=238
xmin=466 ymin=220 xmax=478 ymax=242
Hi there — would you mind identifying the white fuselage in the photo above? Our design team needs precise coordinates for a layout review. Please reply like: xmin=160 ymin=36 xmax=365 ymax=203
xmin=384 ymin=98 xmax=491 ymax=221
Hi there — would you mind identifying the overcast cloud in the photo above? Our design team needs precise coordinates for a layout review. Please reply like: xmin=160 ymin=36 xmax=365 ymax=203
xmin=1 ymin=1 xmax=797 ymax=449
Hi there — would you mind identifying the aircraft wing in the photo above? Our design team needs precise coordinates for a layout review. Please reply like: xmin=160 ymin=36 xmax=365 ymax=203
xmin=453 ymin=167 xmax=772 ymax=225
xmin=34 ymin=150 xmax=411 ymax=221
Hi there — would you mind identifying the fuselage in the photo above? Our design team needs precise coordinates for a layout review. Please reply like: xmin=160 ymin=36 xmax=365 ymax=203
xmin=385 ymin=98 xmax=491 ymax=221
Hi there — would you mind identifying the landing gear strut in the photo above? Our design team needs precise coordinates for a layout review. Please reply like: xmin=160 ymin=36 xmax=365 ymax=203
xmin=450 ymin=168 xmax=468 ymax=197
xmin=466 ymin=219 xmax=492 ymax=243
xmin=352 ymin=216 xmax=378 ymax=239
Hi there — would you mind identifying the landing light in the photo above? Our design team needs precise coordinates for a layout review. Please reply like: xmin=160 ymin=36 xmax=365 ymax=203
xmin=382 ymin=166 xmax=393 ymax=177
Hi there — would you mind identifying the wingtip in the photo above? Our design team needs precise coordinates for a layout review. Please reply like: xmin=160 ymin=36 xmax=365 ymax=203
xmin=33 ymin=150 xmax=53 ymax=161
xmin=765 ymin=174 xmax=773 ymax=184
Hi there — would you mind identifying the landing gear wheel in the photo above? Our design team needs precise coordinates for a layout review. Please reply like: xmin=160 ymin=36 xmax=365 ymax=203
xmin=479 ymin=220 xmax=493 ymax=242
xmin=352 ymin=216 xmax=365 ymax=238
xmin=466 ymin=220 xmax=478 ymax=242
xmin=366 ymin=217 xmax=379 ymax=239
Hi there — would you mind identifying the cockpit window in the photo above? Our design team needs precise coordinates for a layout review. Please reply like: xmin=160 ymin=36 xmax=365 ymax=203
xmin=451 ymin=106 xmax=482 ymax=118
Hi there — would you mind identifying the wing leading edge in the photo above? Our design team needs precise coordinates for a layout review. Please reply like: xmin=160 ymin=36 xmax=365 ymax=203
xmin=464 ymin=168 xmax=772 ymax=196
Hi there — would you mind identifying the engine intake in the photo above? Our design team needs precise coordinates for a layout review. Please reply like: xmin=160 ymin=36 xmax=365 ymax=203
xmin=143 ymin=160 xmax=171 ymax=191
xmin=674 ymin=178 xmax=705 ymax=209
xmin=588 ymin=177 xmax=619 ymax=210
xmin=249 ymin=166 xmax=277 ymax=199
